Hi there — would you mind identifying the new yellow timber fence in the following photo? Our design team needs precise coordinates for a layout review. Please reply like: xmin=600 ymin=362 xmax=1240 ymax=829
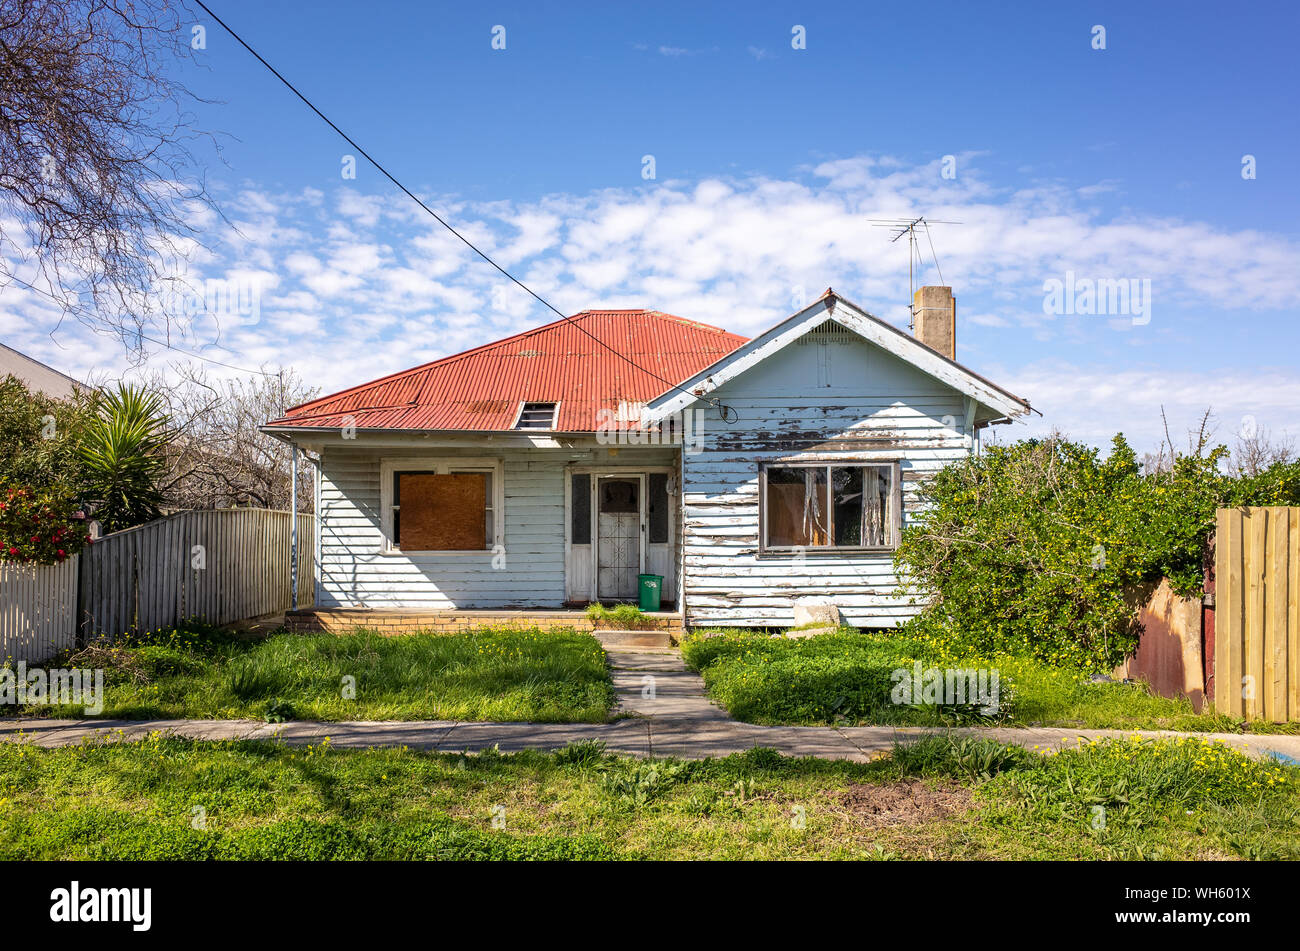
xmin=1215 ymin=506 xmax=1300 ymax=722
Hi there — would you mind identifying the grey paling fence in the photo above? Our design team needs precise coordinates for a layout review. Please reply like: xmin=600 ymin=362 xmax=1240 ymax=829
xmin=78 ymin=508 xmax=315 ymax=640
xmin=0 ymin=556 xmax=80 ymax=663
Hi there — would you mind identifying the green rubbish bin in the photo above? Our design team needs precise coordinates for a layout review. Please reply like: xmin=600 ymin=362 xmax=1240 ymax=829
xmin=638 ymin=573 xmax=664 ymax=612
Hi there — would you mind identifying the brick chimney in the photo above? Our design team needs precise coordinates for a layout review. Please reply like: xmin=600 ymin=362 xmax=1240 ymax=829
xmin=912 ymin=285 xmax=956 ymax=360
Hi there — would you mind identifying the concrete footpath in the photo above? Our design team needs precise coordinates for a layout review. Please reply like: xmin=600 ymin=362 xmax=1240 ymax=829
xmin=3 ymin=646 xmax=1299 ymax=764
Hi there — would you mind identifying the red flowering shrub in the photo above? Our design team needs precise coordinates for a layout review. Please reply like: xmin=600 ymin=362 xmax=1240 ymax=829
xmin=0 ymin=485 xmax=91 ymax=565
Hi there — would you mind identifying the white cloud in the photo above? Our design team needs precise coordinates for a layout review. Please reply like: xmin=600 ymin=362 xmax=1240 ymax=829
xmin=7 ymin=152 xmax=1300 ymax=455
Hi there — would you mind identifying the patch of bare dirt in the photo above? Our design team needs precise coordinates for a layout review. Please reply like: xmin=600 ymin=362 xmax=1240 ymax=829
xmin=837 ymin=780 xmax=974 ymax=828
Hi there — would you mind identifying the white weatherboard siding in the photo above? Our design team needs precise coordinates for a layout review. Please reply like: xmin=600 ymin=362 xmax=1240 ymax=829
xmin=317 ymin=444 xmax=675 ymax=609
xmin=680 ymin=325 xmax=983 ymax=628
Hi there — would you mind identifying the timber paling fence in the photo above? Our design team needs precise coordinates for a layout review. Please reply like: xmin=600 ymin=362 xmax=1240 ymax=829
xmin=1215 ymin=506 xmax=1300 ymax=722
xmin=0 ymin=508 xmax=313 ymax=664
xmin=0 ymin=556 xmax=79 ymax=665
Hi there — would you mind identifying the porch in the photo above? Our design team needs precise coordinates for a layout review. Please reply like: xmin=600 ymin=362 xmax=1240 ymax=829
xmin=312 ymin=443 xmax=683 ymax=613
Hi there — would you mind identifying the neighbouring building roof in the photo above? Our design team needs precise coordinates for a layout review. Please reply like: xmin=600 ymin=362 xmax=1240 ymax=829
xmin=0 ymin=343 xmax=86 ymax=400
xmin=265 ymin=309 xmax=749 ymax=434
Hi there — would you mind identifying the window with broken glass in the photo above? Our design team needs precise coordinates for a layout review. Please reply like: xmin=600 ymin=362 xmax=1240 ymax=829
xmin=760 ymin=463 xmax=898 ymax=551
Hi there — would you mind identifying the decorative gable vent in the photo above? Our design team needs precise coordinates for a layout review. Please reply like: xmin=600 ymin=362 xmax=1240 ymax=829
xmin=799 ymin=319 xmax=856 ymax=344
xmin=514 ymin=401 xmax=558 ymax=430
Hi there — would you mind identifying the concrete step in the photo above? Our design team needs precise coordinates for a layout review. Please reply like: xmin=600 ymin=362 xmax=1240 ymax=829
xmin=594 ymin=629 xmax=676 ymax=649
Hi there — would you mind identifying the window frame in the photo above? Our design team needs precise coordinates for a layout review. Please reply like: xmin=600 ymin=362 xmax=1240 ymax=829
xmin=758 ymin=460 xmax=902 ymax=554
xmin=378 ymin=456 xmax=504 ymax=555
xmin=512 ymin=401 xmax=560 ymax=431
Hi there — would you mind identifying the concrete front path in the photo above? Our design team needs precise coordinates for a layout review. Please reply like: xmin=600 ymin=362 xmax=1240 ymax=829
xmin=3 ymin=645 xmax=1299 ymax=763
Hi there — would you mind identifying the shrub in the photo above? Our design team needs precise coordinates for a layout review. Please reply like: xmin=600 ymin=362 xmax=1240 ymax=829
xmin=896 ymin=435 xmax=1300 ymax=672
xmin=0 ymin=484 xmax=91 ymax=565
xmin=78 ymin=383 xmax=170 ymax=533
xmin=0 ymin=375 xmax=95 ymax=493
xmin=896 ymin=436 xmax=1208 ymax=669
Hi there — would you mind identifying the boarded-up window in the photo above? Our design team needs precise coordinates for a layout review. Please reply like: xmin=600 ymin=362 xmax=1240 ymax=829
xmin=394 ymin=471 xmax=490 ymax=550
xmin=647 ymin=473 xmax=669 ymax=544
xmin=571 ymin=474 xmax=591 ymax=545
xmin=763 ymin=463 xmax=896 ymax=550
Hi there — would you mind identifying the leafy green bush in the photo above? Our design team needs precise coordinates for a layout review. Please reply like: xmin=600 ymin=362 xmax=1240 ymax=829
xmin=896 ymin=435 xmax=1300 ymax=672
xmin=896 ymin=436 xmax=1206 ymax=669
xmin=0 ymin=375 xmax=95 ymax=494
xmin=1225 ymin=458 xmax=1300 ymax=507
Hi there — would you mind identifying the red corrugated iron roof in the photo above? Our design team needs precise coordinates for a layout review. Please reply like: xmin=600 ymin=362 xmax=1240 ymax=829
xmin=266 ymin=309 xmax=748 ymax=433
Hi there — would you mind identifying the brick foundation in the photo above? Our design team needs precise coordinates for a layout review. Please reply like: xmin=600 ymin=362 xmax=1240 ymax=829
xmin=285 ymin=608 xmax=684 ymax=637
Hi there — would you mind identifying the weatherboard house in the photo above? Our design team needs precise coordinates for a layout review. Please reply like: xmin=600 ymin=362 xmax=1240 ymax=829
xmin=264 ymin=287 xmax=1031 ymax=631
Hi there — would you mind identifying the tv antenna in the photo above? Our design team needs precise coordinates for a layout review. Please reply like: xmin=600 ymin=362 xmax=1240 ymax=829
xmin=867 ymin=217 xmax=961 ymax=327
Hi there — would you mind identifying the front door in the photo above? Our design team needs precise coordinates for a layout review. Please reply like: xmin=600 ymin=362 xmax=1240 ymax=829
xmin=596 ymin=477 xmax=642 ymax=600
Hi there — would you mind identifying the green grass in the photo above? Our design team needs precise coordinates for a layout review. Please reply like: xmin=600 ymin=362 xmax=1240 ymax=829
xmin=682 ymin=629 xmax=1299 ymax=734
xmin=0 ymin=733 xmax=1295 ymax=860
xmin=11 ymin=623 xmax=614 ymax=723
xmin=585 ymin=602 xmax=651 ymax=628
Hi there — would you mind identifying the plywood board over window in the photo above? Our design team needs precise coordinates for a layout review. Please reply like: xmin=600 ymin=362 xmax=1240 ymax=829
xmin=398 ymin=473 xmax=486 ymax=551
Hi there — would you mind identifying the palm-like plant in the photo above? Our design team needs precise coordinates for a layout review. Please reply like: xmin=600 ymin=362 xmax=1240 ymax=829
xmin=79 ymin=384 xmax=171 ymax=533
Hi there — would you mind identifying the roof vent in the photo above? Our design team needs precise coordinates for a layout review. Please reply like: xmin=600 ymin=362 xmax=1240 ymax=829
xmin=514 ymin=402 xmax=558 ymax=430
xmin=799 ymin=319 xmax=855 ymax=344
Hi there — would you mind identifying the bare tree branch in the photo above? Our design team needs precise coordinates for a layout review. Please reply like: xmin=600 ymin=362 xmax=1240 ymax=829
xmin=151 ymin=363 xmax=318 ymax=512
xmin=0 ymin=0 xmax=220 ymax=352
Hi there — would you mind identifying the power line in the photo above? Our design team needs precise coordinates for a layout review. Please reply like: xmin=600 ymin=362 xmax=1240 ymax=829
xmin=192 ymin=0 xmax=730 ymax=416
xmin=2 ymin=273 xmax=274 ymax=376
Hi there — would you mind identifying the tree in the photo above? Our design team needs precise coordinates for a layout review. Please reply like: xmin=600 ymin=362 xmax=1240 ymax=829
xmin=79 ymin=383 xmax=171 ymax=532
xmin=154 ymin=363 xmax=318 ymax=512
xmin=1231 ymin=422 xmax=1296 ymax=478
xmin=0 ymin=0 xmax=214 ymax=351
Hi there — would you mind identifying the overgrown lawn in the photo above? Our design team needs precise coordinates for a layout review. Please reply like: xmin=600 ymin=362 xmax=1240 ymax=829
xmin=0 ymin=733 xmax=1294 ymax=860
xmin=10 ymin=624 xmax=614 ymax=723
xmin=682 ymin=629 xmax=1297 ymax=733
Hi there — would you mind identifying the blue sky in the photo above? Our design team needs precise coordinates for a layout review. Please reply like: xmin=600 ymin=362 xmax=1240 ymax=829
xmin=4 ymin=0 xmax=1299 ymax=452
